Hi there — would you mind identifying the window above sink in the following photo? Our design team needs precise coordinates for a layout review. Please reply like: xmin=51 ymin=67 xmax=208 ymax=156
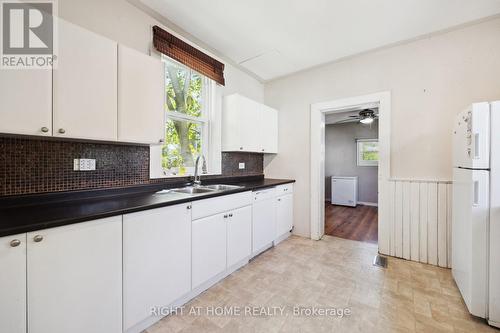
xmin=150 ymin=57 xmax=222 ymax=179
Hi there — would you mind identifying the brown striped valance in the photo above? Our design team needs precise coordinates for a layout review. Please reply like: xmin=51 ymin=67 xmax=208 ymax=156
xmin=152 ymin=25 xmax=225 ymax=86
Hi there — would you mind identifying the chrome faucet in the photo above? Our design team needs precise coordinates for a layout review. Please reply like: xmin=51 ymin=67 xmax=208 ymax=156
xmin=193 ymin=154 xmax=207 ymax=186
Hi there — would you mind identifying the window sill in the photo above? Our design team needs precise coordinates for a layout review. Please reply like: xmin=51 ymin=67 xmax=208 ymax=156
xmin=149 ymin=172 xmax=222 ymax=180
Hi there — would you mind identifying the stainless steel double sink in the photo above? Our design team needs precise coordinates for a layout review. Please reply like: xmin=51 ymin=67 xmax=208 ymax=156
xmin=156 ymin=184 xmax=243 ymax=196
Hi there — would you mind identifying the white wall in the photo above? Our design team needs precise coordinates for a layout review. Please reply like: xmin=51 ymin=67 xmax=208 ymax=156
xmin=58 ymin=0 xmax=264 ymax=102
xmin=264 ymin=18 xmax=500 ymax=237
xmin=325 ymin=121 xmax=378 ymax=204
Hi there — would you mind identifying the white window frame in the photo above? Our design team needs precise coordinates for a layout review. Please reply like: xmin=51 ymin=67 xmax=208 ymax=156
xmin=357 ymin=138 xmax=379 ymax=167
xmin=150 ymin=57 xmax=222 ymax=179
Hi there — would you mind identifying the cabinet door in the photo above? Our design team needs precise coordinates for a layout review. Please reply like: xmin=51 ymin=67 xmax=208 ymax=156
xmin=0 ymin=234 xmax=26 ymax=333
xmin=53 ymin=20 xmax=117 ymax=141
xmin=118 ymin=45 xmax=165 ymax=144
xmin=0 ymin=69 xmax=52 ymax=136
xmin=276 ymin=193 xmax=294 ymax=237
xmin=222 ymin=94 xmax=260 ymax=152
xmin=27 ymin=217 xmax=122 ymax=333
xmin=252 ymin=197 xmax=277 ymax=255
xmin=123 ymin=203 xmax=191 ymax=331
xmin=192 ymin=213 xmax=227 ymax=289
xmin=260 ymin=105 xmax=278 ymax=153
xmin=227 ymin=206 xmax=252 ymax=267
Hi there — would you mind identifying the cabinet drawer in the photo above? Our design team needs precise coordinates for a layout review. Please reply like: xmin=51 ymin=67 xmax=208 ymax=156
xmin=253 ymin=188 xmax=276 ymax=202
xmin=276 ymin=183 xmax=293 ymax=195
xmin=192 ymin=191 xmax=252 ymax=220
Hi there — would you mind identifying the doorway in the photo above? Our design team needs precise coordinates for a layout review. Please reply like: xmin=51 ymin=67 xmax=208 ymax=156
xmin=324 ymin=110 xmax=379 ymax=243
xmin=310 ymin=91 xmax=391 ymax=255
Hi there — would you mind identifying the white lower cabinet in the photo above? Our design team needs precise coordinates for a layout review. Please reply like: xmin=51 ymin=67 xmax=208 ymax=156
xmin=0 ymin=234 xmax=26 ymax=333
xmin=227 ymin=206 xmax=252 ymax=267
xmin=0 ymin=186 xmax=294 ymax=333
xmin=276 ymin=193 xmax=294 ymax=238
xmin=123 ymin=203 xmax=192 ymax=332
xmin=192 ymin=213 xmax=227 ymax=289
xmin=252 ymin=188 xmax=277 ymax=256
xmin=27 ymin=217 xmax=122 ymax=333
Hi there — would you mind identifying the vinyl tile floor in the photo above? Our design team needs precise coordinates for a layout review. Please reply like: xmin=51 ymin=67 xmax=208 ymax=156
xmin=145 ymin=235 xmax=498 ymax=333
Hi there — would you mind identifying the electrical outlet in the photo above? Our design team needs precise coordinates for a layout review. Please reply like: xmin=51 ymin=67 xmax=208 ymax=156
xmin=238 ymin=162 xmax=245 ymax=170
xmin=74 ymin=159 xmax=96 ymax=171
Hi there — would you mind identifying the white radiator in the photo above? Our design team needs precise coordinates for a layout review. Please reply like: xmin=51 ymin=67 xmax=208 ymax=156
xmin=387 ymin=179 xmax=452 ymax=268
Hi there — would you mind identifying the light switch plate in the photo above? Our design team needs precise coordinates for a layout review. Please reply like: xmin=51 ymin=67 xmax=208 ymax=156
xmin=239 ymin=162 xmax=245 ymax=170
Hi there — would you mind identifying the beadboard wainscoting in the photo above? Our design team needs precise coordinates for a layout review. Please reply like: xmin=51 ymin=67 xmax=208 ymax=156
xmin=388 ymin=178 xmax=452 ymax=268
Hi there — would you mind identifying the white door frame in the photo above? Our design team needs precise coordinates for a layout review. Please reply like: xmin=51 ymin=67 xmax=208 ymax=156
xmin=310 ymin=91 xmax=391 ymax=255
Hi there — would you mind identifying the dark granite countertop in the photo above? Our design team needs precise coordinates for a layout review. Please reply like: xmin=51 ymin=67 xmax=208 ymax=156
xmin=0 ymin=176 xmax=295 ymax=237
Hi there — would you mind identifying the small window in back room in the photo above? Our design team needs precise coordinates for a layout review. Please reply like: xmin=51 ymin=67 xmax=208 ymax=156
xmin=357 ymin=139 xmax=379 ymax=166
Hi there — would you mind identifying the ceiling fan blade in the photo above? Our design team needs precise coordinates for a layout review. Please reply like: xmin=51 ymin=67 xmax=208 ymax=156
xmin=334 ymin=118 xmax=359 ymax=124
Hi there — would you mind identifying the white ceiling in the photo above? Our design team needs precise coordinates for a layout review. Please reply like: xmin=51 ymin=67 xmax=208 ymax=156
xmin=140 ymin=0 xmax=500 ymax=81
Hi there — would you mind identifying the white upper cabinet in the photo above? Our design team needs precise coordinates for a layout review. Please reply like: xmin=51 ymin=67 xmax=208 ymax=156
xmin=118 ymin=45 xmax=165 ymax=144
xmin=27 ymin=217 xmax=122 ymax=333
xmin=222 ymin=93 xmax=278 ymax=153
xmin=222 ymin=94 xmax=260 ymax=152
xmin=53 ymin=19 xmax=118 ymax=141
xmin=260 ymin=104 xmax=278 ymax=153
xmin=0 ymin=234 xmax=26 ymax=333
xmin=0 ymin=69 xmax=52 ymax=136
xmin=123 ymin=203 xmax=192 ymax=332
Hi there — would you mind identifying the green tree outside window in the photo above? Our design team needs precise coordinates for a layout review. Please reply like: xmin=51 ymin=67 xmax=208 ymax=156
xmin=162 ymin=59 xmax=207 ymax=175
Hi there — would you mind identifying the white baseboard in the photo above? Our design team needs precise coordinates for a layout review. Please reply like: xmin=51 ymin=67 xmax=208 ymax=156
xmin=358 ymin=201 xmax=378 ymax=207
xmin=274 ymin=231 xmax=291 ymax=245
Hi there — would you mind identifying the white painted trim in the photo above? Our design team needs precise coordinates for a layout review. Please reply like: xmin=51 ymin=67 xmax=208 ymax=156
xmin=358 ymin=201 xmax=378 ymax=207
xmin=310 ymin=91 xmax=391 ymax=256
xmin=274 ymin=232 xmax=291 ymax=245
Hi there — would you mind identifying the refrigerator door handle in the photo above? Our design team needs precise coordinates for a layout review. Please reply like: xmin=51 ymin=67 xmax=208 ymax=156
xmin=473 ymin=180 xmax=480 ymax=206
xmin=473 ymin=133 xmax=480 ymax=159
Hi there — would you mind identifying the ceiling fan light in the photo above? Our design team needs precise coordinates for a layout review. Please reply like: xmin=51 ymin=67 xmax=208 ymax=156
xmin=360 ymin=117 xmax=374 ymax=124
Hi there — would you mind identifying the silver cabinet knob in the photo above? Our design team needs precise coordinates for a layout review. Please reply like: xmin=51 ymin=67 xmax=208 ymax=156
xmin=224 ymin=214 xmax=228 ymax=218
xmin=229 ymin=213 xmax=233 ymax=217
xmin=159 ymin=139 xmax=164 ymax=143
xmin=10 ymin=239 xmax=21 ymax=247
xmin=186 ymin=205 xmax=192 ymax=210
xmin=278 ymin=198 xmax=281 ymax=201
xmin=41 ymin=127 xmax=49 ymax=133
xmin=58 ymin=128 xmax=65 ymax=134
xmin=262 ymin=149 xmax=265 ymax=152
xmin=33 ymin=235 xmax=43 ymax=242
xmin=239 ymin=147 xmax=243 ymax=150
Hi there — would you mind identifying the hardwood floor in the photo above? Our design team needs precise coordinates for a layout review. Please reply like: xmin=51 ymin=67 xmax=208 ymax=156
xmin=324 ymin=203 xmax=378 ymax=244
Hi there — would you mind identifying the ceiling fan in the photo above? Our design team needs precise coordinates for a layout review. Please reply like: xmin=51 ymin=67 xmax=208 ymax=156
xmin=336 ymin=109 xmax=378 ymax=124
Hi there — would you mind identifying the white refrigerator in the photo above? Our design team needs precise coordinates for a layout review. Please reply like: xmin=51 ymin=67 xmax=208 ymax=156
xmin=452 ymin=101 xmax=500 ymax=328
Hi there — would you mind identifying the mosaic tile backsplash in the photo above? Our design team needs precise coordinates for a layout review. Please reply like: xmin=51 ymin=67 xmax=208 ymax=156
xmin=0 ymin=136 xmax=263 ymax=196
